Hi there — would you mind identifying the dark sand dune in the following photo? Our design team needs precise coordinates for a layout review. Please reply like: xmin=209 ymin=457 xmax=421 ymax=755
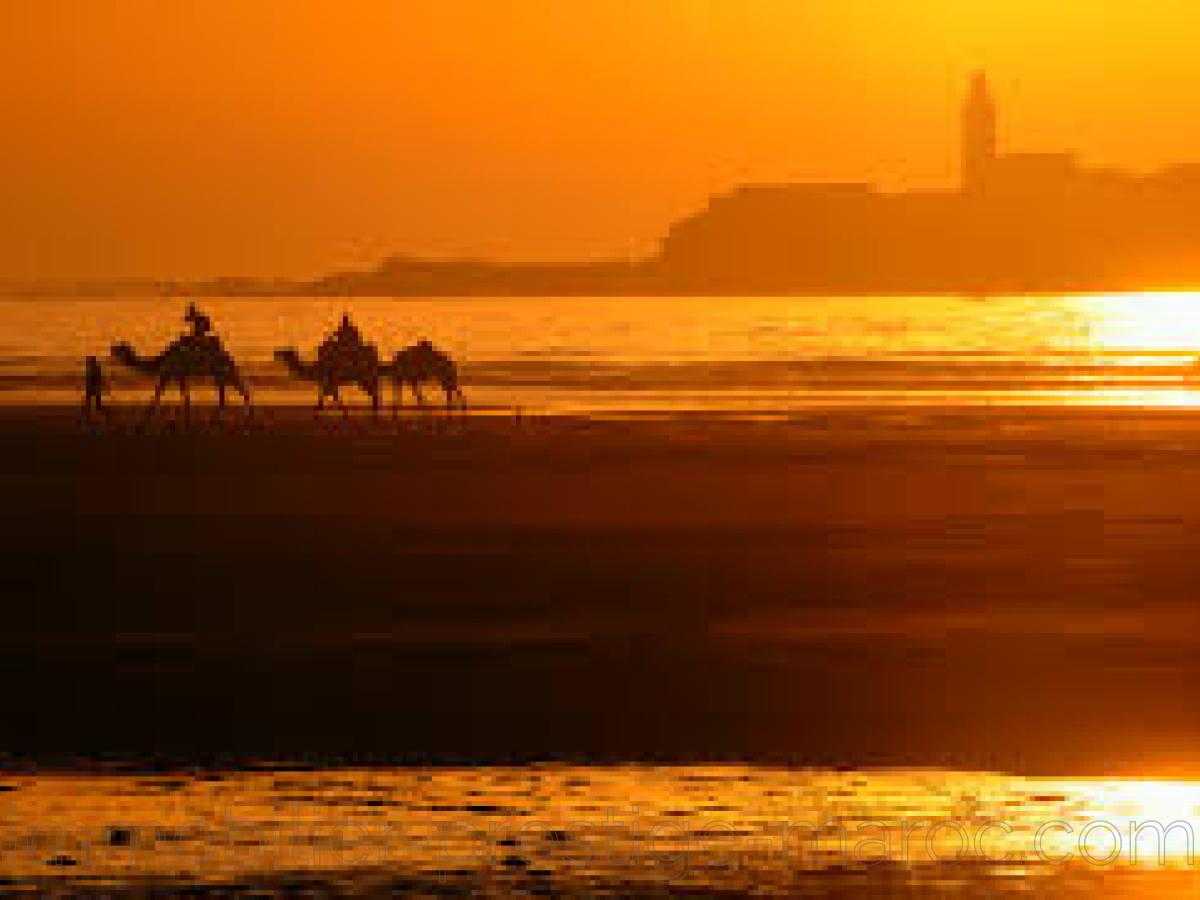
xmin=2 ymin=406 xmax=1199 ymax=774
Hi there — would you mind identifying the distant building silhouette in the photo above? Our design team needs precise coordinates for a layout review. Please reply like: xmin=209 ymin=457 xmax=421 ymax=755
xmin=966 ymin=71 xmax=1080 ymax=200
xmin=962 ymin=71 xmax=996 ymax=196
xmin=42 ymin=74 xmax=1200 ymax=299
xmin=651 ymin=73 xmax=1200 ymax=294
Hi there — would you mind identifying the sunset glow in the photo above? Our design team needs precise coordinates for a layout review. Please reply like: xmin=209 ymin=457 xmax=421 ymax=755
xmin=9 ymin=2 xmax=1200 ymax=894
xmin=9 ymin=2 xmax=1200 ymax=277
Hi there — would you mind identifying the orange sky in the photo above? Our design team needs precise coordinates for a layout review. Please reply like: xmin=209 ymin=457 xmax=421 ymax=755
xmin=5 ymin=1 xmax=1200 ymax=279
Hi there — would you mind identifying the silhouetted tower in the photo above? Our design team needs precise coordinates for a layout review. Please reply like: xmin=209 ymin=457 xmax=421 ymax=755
xmin=962 ymin=71 xmax=996 ymax=195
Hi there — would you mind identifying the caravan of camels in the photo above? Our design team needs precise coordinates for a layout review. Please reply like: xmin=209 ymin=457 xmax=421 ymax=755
xmin=106 ymin=304 xmax=466 ymax=414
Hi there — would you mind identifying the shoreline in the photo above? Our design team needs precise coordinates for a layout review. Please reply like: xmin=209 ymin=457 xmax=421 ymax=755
xmin=6 ymin=286 xmax=1200 ymax=300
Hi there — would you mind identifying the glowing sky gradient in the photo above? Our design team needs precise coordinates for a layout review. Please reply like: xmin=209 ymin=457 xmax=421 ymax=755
xmin=5 ymin=1 xmax=1200 ymax=277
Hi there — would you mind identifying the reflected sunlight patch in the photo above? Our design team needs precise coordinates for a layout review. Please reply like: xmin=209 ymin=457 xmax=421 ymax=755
xmin=1083 ymin=292 xmax=1200 ymax=354
xmin=2 ymin=767 xmax=1198 ymax=891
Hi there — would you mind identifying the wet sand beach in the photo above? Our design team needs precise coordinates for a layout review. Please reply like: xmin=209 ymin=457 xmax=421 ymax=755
xmin=2 ymin=405 xmax=1199 ymax=776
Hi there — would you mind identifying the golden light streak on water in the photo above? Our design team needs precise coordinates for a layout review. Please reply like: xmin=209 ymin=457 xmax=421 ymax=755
xmin=7 ymin=292 xmax=1200 ymax=412
xmin=1 ymin=767 xmax=1197 ymax=891
xmin=1083 ymin=292 xmax=1200 ymax=353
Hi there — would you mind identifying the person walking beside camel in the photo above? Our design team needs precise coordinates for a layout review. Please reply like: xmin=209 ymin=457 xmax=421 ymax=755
xmin=83 ymin=355 xmax=107 ymax=415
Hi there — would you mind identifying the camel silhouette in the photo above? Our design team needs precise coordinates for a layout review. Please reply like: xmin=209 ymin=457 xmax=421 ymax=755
xmin=385 ymin=341 xmax=466 ymax=411
xmin=111 ymin=336 xmax=251 ymax=412
xmin=273 ymin=344 xmax=383 ymax=413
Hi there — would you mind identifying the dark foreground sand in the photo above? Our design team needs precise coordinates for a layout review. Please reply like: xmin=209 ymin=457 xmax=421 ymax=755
xmin=2 ymin=404 xmax=1200 ymax=775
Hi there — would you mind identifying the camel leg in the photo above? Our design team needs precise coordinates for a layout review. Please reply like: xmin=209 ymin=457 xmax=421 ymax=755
xmin=235 ymin=376 xmax=252 ymax=411
xmin=180 ymin=378 xmax=191 ymax=424
xmin=443 ymin=379 xmax=465 ymax=411
xmin=313 ymin=388 xmax=330 ymax=428
xmin=355 ymin=379 xmax=375 ymax=417
xmin=142 ymin=374 xmax=169 ymax=421
xmin=224 ymin=373 xmax=249 ymax=407
xmin=413 ymin=382 xmax=426 ymax=407
xmin=392 ymin=379 xmax=401 ymax=417
xmin=218 ymin=381 xmax=227 ymax=411
xmin=150 ymin=376 xmax=168 ymax=409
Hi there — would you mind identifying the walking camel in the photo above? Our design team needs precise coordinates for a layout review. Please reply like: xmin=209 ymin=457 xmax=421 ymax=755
xmin=110 ymin=337 xmax=251 ymax=413
xmin=386 ymin=340 xmax=466 ymax=411
xmin=273 ymin=344 xmax=384 ymax=413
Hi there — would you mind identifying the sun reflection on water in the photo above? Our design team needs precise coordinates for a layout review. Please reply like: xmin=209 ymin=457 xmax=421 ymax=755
xmin=7 ymin=292 xmax=1200 ymax=412
xmin=1 ymin=767 xmax=1198 ymax=890
xmin=1083 ymin=292 xmax=1200 ymax=354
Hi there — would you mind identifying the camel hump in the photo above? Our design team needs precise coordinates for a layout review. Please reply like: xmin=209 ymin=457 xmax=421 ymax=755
xmin=317 ymin=338 xmax=378 ymax=381
xmin=319 ymin=334 xmax=357 ymax=361
xmin=176 ymin=333 xmax=224 ymax=356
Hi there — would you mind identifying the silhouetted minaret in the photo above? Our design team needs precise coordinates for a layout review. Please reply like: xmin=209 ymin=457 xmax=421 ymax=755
xmin=962 ymin=71 xmax=996 ymax=195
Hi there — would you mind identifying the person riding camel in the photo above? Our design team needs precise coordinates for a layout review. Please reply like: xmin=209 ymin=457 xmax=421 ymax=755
xmin=184 ymin=302 xmax=212 ymax=336
xmin=183 ymin=302 xmax=221 ymax=354
xmin=335 ymin=313 xmax=362 ymax=348
xmin=319 ymin=313 xmax=364 ymax=366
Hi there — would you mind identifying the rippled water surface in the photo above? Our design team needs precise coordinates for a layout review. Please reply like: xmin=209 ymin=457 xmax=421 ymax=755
xmin=3 ymin=766 xmax=1198 ymax=893
xmin=6 ymin=293 xmax=1200 ymax=413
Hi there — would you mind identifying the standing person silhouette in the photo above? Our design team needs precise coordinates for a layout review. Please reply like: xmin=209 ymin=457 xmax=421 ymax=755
xmin=83 ymin=355 xmax=106 ymax=415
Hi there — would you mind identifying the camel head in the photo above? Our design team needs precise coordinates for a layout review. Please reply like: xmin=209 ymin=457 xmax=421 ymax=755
xmin=274 ymin=347 xmax=317 ymax=380
xmin=110 ymin=340 xmax=168 ymax=374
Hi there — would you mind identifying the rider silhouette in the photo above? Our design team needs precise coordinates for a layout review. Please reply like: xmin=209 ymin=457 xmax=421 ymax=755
xmin=319 ymin=313 xmax=364 ymax=365
xmin=335 ymin=313 xmax=362 ymax=348
xmin=184 ymin=302 xmax=213 ymax=338
xmin=182 ymin=302 xmax=221 ymax=355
